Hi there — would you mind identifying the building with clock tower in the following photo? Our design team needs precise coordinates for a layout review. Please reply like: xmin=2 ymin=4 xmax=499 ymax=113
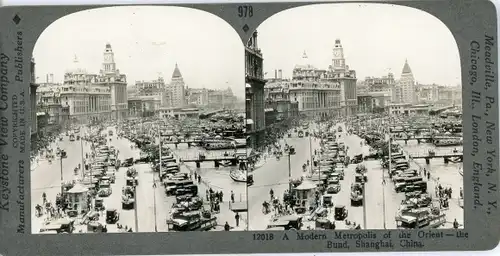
xmin=97 ymin=43 xmax=128 ymax=120
xmin=328 ymin=39 xmax=357 ymax=117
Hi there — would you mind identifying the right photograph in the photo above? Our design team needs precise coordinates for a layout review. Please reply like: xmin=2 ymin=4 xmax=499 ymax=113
xmin=244 ymin=3 xmax=463 ymax=231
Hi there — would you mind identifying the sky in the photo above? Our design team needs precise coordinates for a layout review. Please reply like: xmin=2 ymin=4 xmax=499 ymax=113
xmin=256 ymin=3 xmax=461 ymax=86
xmin=32 ymin=6 xmax=245 ymax=98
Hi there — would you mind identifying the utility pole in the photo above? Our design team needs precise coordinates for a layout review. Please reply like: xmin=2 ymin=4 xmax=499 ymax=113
xmin=60 ymin=153 xmax=64 ymax=195
xmin=134 ymin=185 xmax=139 ymax=232
xmin=154 ymin=124 xmax=161 ymax=232
xmin=309 ymin=133 xmax=314 ymax=175
xmin=383 ymin=133 xmax=391 ymax=229
xmin=80 ymin=138 xmax=85 ymax=180
xmin=362 ymin=181 xmax=367 ymax=229
xmin=287 ymin=152 xmax=292 ymax=192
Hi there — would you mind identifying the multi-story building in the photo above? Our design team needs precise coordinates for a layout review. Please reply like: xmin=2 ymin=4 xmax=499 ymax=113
xmin=127 ymin=98 xmax=144 ymax=117
xmin=37 ymin=84 xmax=69 ymax=127
xmin=187 ymin=88 xmax=209 ymax=106
xmin=207 ymin=88 xmax=237 ymax=109
xmin=245 ymin=31 xmax=266 ymax=149
xmin=95 ymin=43 xmax=128 ymax=120
xmin=437 ymin=84 xmax=462 ymax=107
xmin=35 ymin=43 xmax=130 ymax=124
xmin=397 ymin=60 xmax=416 ymax=104
xmin=364 ymin=73 xmax=396 ymax=86
xmin=30 ymin=59 xmax=39 ymax=139
xmin=288 ymin=48 xmax=348 ymax=118
xmin=37 ymin=56 xmax=113 ymax=125
xmin=264 ymin=78 xmax=298 ymax=123
xmin=330 ymin=39 xmax=358 ymax=116
xmin=415 ymin=83 xmax=440 ymax=103
xmin=357 ymin=77 xmax=393 ymax=113
xmin=136 ymin=77 xmax=166 ymax=97
xmin=134 ymin=77 xmax=167 ymax=113
xmin=169 ymin=64 xmax=186 ymax=108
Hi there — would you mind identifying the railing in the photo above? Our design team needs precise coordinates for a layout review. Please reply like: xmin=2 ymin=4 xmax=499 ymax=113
xmin=175 ymin=151 xmax=240 ymax=161
xmin=406 ymin=149 xmax=463 ymax=159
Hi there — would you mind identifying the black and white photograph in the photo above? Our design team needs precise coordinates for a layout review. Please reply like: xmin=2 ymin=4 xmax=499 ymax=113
xmin=245 ymin=4 xmax=464 ymax=231
xmin=30 ymin=6 xmax=248 ymax=233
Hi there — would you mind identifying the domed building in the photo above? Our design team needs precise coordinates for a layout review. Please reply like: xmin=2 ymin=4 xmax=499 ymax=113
xmin=288 ymin=40 xmax=356 ymax=119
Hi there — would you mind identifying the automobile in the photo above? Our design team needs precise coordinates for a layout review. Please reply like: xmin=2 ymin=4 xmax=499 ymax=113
xmin=106 ymin=209 xmax=120 ymax=224
xmin=98 ymin=188 xmax=112 ymax=197
xmin=94 ymin=198 xmax=105 ymax=211
xmin=334 ymin=205 xmax=348 ymax=220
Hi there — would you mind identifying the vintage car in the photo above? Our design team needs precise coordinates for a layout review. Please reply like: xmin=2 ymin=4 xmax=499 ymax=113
xmin=98 ymin=188 xmax=112 ymax=197
xmin=94 ymin=198 xmax=105 ymax=211
xmin=334 ymin=205 xmax=348 ymax=220
xmin=106 ymin=209 xmax=120 ymax=224
xmin=266 ymin=215 xmax=303 ymax=230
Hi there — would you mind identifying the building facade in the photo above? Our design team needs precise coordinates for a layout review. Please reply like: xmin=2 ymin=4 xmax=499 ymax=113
xmin=330 ymin=39 xmax=358 ymax=116
xmin=169 ymin=64 xmax=186 ymax=108
xmin=398 ymin=60 xmax=416 ymax=104
xmin=286 ymin=40 xmax=357 ymax=118
xmin=264 ymin=78 xmax=300 ymax=124
xmin=290 ymin=54 xmax=342 ymax=118
xmin=30 ymin=59 xmax=39 ymax=139
xmin=187 ymin=88 xmax=209 ymax=106
xmin=207 ymin=88 xmax=237 ymax=109
xmin=135 ymin=77 xmax=166 ymax=97
xmin=245 ymin=31 xmax=266 ymax=149
xmin=96 ymin=43 xmax=128 ymax=120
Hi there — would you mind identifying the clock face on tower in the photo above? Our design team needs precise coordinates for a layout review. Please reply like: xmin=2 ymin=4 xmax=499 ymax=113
xmin=333 ymin=50 xmax=340 ymax=57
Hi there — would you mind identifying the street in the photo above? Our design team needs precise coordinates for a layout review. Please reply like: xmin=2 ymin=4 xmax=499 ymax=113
xmin=247 ymin=122 xmax=405 ymax=230
xmin=31 ymin=127 xmax=174 ymax=233
xmin=247 ymin=127 xmax=320 ymax=230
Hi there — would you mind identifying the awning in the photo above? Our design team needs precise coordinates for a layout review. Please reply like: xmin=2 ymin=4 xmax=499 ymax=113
xmin=245 ymin=83 xmax=252 ymax=88
xmin=36 ymin=112 xmax=46 ymax=116
xmin=246 ymin=119 xmax=254 ymax=125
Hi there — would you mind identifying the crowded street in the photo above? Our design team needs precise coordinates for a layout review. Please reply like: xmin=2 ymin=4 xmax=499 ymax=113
xmin=31 ymin=109 xmax=249 ymax=234
xmin=247 ymin=111 xmax=464 ymax=231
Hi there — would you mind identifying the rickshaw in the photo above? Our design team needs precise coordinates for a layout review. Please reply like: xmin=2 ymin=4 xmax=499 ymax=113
xmin=334 ymin=205 xmax=348 ymax=220
xmin=106 ymin=208 xmax=120 ymax=224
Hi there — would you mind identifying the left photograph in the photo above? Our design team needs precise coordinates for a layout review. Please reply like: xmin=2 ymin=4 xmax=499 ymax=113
xmin=30 ymin=6 xmax=248 ymax=234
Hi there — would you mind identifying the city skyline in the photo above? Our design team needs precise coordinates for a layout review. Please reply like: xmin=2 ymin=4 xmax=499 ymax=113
xmin=257 ymin=3 xmax=461 ymax=86
xmin=32 ymin=6 xmax=245 ymax=97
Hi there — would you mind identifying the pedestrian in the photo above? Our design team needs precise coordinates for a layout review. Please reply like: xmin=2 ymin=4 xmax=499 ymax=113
xmin=220 ymin=191 xmax=224 ymax=202
xmin=235 ymin=212 xmax=240 ymax=227
xmin=427 ymin=172 xmax=431 ymax=180
xmin=231 ymin=190 xmax=235 ymax=203
xmin=224 ymin=221 xmax=230 ymax=231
